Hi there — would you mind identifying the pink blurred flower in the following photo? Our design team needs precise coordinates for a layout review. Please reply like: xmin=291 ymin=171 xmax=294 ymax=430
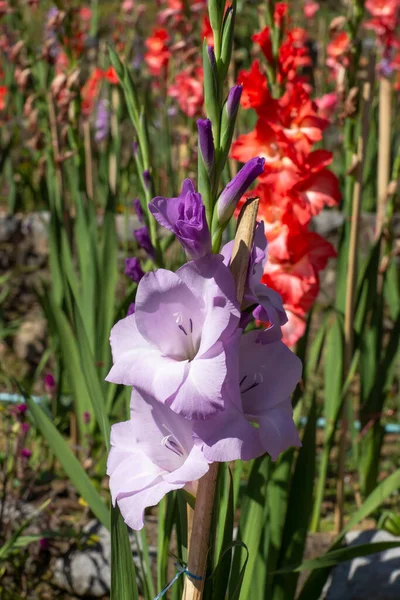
xmin=168 ymin=68 xmax=204 ymax=117
xmin=304 ymin=0 xmax=320 ymax=19
xmin=122 ymin=0 xmax=134 ymax=14
xmin=315 ymin=92 xmax=338 ymax=120
xmin=21 ymin=422 xmax=30 ymax=434
xmin=44 ymin=373 xmax=56 ymax=393
xmin=21 ymin=448 xmax=32 ymax=459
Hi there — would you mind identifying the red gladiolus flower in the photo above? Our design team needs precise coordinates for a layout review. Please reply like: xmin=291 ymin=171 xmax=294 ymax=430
xmin=253 ymin=27 xmax=274 ymax=64
xmin=202 ymin=14 xmax=214 ymax=46
xmin=168 ymin=67 xmax=204 ymax=117
xmin=0 ymin=85 xmax=7 ymax=110
xmin=238 ymin=61 xmax=271 ymax=112
xmin=103 ymin=66 xmax=119 ymax=84
xmin=81 ymin=68 xmax=104 ymax=116
xmin=145 ymin=28 xmax=171 ymax=76
xmin=274 ymin=3 xmax=288 ymax=27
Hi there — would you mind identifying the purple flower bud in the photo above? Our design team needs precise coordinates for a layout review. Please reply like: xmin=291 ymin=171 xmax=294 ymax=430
xmin=207 ymin=45 xmax=217 ymax=72
xmin=21 ymin=448 xmax=32 ymax=459
xmin=127 ymin=303 xmax=136 ymax=316
xmin=16 ymin=403 xmax=27 ymax=415
xmin=143 ymin=170 xmax=151 ymax=190
xmin=149 ymin=179 xmax=211 ymax=259
xmin=226 ymin=85 xmax=242 ymax=119
xmin=83 ymin=411 xmax=91 ymax=424
xmin=125 ymin=257 xmax=144 ymax=283
xmin=132 ymin=141 xmax=138 ymax=155
xmin=197 ymin=118 xmax=214 ymax=171
xmin=134 ymin=226 xmax=155 ymax=259
xmin=133 ymin=198 xmax=145 ymax=224
xmin=217 ymin=157 xmax=265 ymax=225
xmin=39 ymin=538 xmax=50 ymax=551
xmin=94 ymin=99 xmax=109 ymax=143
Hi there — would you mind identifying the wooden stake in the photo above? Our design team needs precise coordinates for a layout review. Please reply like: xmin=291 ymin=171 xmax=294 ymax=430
xmin=335 ymin=59 xmax=375 ymax=534
xmin=376 ymin=76 xmax=392 ymax=239
xmin=183 ymin=197 xmax=260 ymax=600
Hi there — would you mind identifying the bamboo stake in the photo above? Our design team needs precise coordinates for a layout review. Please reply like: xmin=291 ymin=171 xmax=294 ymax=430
xmin=335 ymin=58 xmax=375 ymax=534
xmin=183 ymin=197 xmax=260 ymax=600
xmin=376 ymin=76 xmax=392 ymax=239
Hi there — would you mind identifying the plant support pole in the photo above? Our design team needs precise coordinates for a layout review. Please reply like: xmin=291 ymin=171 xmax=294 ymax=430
xmin=335 ymin=59 xmax=375 ymax=533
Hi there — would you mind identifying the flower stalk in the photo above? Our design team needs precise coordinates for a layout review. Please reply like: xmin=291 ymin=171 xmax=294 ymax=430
xmin=183 ymin=196 xmax=260 ymax=600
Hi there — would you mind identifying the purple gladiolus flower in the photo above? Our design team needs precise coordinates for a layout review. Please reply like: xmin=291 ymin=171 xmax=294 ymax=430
xmin=143 ymin=170 xmax=151 ymax=190
xmin=226 ymin=85 xmax=242 ymax=119
xmin=127 ymin=303 xmax=136 ymax=316
xmin=217 ymin=157 xmax=265 ymax=226
xmin=134 ymin=226 xmax=155 ymax=259
xmin=133 ymin=198 xmax=144 ymax=224
xmin=194 ymin=329 xmax=302 ymax=462
xmin=107 ymin=388 xmax=210 ymax=530
xmin=106 ymin=256 xmax=240 ymax=420
xmin=125 ymin=257 xmax=144 ymax=283
xmin=197 ymin=119 xmax=214 ymax=171
xmin=21 ymin=448 xmax=32 ymax=459
xmin=94 ymin=99 xmax=109 ymax=143
xmin=149 ymin=180 xmax=211 ymax=260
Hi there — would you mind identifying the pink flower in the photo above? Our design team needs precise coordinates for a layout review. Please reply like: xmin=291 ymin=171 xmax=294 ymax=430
xmin=315 ymin=92 xmax=338 ymax=120
xmin=106 ymin=257 xmax=240 ymax=420
xmin=107 ymin=388 xmax=210 ymax=530
xmin=21 ymin=448 xmax=32 ymax=459
xmin=168 ymin=68 xmax=204 ymax=117
xmin=44 ymin=373 xmax=56 ymax=393
xmin=304 ymin=0 xmax=320 ymax=19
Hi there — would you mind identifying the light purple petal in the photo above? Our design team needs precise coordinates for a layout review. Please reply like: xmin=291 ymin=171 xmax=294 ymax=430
xmin=164 ymin=445 xmax=209 ymax=485
xmin=195 ymin=404 xmax=265 ymax=462
xmin=135 ymin=269 xmax=204 ymax=360
xmin=257 ymin=400 xmax=302 ymax=461
xmin=117 ymin=480 xmax=178 ymax=530
xmin=168 ymin=351 xmax=227 ymax=419
xmin=239 ymin=331 xmax=302 ymax=416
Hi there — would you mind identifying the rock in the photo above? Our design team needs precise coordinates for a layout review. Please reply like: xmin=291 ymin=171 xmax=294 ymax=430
xmin=322 ymin=529 xmax=400 ymax=600
xmin=14 ymin=315 xmax=47 ymax=364
xmin=52 ymin=519 xmax=153 ymax=598
xmin=312 ymin=210 xmax=345 ymax=236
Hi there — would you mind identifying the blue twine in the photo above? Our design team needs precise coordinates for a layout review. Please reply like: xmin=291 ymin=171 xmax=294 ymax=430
xmin=154 ymin=562 xmax=202 ymax=600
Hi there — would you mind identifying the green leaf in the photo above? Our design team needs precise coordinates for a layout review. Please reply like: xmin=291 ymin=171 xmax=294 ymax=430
xmin=276 ymin=541 xmax=400 ymax=573
xmin=110 ymin=505 xmax=139 ymax=600
xmin=72 ymin=299 xmax=111 ymax=450
xmin=272 ymin=398 xmax=317 ymax=600
xmin=229 ymin=455 xmax=270 ymax=598
xmin=211 ymin=467 xmax=235 ymax=600
xmin=46 ymin=292 xmax=93 ymax=438
xmin=26 ymin=396 xmax=109 ymax=528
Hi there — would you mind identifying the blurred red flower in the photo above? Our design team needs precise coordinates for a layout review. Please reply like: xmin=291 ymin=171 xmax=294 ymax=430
xmin=145 ymin=27 xmax=171 ymax=76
